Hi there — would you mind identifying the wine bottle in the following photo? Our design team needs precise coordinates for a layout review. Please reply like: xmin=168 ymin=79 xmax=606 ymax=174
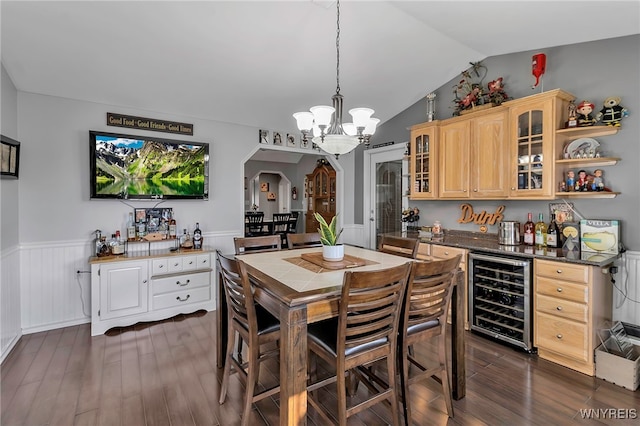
xmin=193 ymin=222 xmax=202 ymax=249
xmin=534 ymin=213 xmax=547 ymax=248
xmin=546 ymin=213 xmax=561 ymax=248
xmin=127 ymin=212 xmax=136 ymax=242
xmin=169 ymin=218 xmax=177 ymax=239
xmin=523 ymin=213 xmax=535 ymax=246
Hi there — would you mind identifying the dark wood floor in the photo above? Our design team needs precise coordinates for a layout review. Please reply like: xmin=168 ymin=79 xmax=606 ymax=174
xmin=1 ymin=310 xmax=638 ymax=425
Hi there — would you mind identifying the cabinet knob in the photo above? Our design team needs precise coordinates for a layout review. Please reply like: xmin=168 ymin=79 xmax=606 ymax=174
xmin=174 ymin=263 xmax=179 ymax=267
xmin=143 ymin=280 xmax=147 ymax=284
xmin=556 ymin=306 xmax=563 ymax=311
xmin=556 ymin=334 xmax=563 ymax=339
xmin=444 ymin=251 xmax=449 ymax=255
xmin=557 ymin=287 xmax=563 ymax=292
xmin=511 ymin=187 xmax=516 ymax=190
xmin=188 ymin=261 xmax=194 ymax=265
xmin=159 ymin=264 xmax=164 ymax=269
xmin=202 ymin=259 xmax=207 ymax=263
xmin=473 ymin=189 xmax=478 ymax=192
xmin=556 ymin=269 xmax=562 ymax=274
xmin=463 ymin=189 xmax=467 ymax=192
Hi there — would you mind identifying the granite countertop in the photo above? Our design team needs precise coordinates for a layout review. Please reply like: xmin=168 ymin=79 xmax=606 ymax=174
xmin=384 ymin=230 xmax=619 ymax=267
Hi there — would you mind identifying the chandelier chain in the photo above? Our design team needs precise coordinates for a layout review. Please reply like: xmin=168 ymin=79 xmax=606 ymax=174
xmin=335 ymin=0 xmax=340 ymax=95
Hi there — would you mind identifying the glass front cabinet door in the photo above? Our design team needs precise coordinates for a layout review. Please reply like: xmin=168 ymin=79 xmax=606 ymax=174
xmin=508 ymin=89 xmax=572 ymax=199
xmin=409 ymin=122 xmax=438 ymax=199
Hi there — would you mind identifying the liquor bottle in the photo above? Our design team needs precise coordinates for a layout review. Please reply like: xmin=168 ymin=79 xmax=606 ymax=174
xmin=546 ymin=213 xmax=561 ymax=248
xmin=111 ymin=231 xmax=125 ymax=255
xmin=137 ymin=218 xmax=146 ymax=239
xmin=127 ymin=213 xmax=136 ymax=241
xmin=534 ymin=213 xmax=547 ymax=248
xmin=523 ymin=213 xmax=535 ymax=246
xmin=193 ymin=222 xmax=202 ymax=249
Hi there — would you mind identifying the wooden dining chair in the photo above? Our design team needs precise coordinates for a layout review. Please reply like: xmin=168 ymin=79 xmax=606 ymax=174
xmin=286 ymin=232 xmax=322 ymax=249
xmin=234 ymin=235 xmax=281 ymax=255
xmin=245 ymin=212 xmax=267 ymax=237
xmin=306 ymin=262 xmax=413 ymax=426
xmin=378 ymin=235 xmax=420 ymax=258
xmin=271 ymin=213 xmax=291 ymax=246
xmin=399 ymin=255 xmax=462 ymax=424
xmin=287 ymin=211 xmax=299 ymax=234
xmin=216 ymin=251 xmax=281 ymax=426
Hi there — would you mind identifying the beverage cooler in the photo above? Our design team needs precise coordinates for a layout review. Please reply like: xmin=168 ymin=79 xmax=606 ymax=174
xmin=469 ymin=252 xmax=535 ymax=352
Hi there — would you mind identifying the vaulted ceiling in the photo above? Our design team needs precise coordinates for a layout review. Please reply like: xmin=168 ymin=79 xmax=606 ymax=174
xmin=2 ymin=1 xmax=639 ymax=133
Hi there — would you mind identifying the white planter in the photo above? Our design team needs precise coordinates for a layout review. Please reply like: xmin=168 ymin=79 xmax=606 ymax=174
xmin=322 ymin=244 xmax=344 ymax=262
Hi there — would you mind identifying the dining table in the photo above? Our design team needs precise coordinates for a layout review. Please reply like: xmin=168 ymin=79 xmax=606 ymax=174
xmin=215 ymin=245 xmax=466 ymax=426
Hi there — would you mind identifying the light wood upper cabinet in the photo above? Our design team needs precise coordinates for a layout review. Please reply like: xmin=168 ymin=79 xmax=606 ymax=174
xmin=507 ymin=89 xmax=572 ymax=199
xmin=409 ymin=122 xmax=438 ymax=199
xmin=439 ymin=109 xmax=508 ymax=199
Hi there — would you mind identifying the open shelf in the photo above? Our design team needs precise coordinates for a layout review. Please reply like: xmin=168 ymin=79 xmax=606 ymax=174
xmin=555 ymin=157 xmax=620 ymax=168
xmin=556 ymin=191 xmax=620 ymax=199
xmin=556 ymin=126 xmax=619 ymax=138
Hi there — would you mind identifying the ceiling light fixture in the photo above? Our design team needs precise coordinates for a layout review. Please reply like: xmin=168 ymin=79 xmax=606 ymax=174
xmin=293 ymin=0 xmax=379 ymax=158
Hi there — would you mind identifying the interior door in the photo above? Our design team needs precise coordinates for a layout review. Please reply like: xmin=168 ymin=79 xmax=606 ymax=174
xmin=365 ymin=145 xmax=407 ymax=249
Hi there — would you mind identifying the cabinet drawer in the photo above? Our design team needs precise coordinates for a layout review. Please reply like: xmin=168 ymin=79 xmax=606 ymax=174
xmin=197 ymin=253 xmax=211 ymax=269
xmin=536 ymin=294 xmax=587 ymax=322
xmin=151 ymin=258 xmax=169 ymax=275
xmin=536 ymin=277 xmax=587 ymax=303
xmin=181 ymin=255 xmax=198 ymax=271
xmin=152 ymin=271 xmax=210 ymax=295
xmin=535 ymin=312 xmax=588 ymax=362
xmin=431 ymin=245 xmax=466 ymax=260
xmin=168 ymin=257 xmax=184 ymax=273
xmin=152 ymin=286 xmax=211 ymax=310
xmin=536 ymin=260 xmax=588 ymax=284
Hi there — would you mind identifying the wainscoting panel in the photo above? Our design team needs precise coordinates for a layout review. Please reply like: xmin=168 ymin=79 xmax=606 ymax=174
xmin=17 ymin=231 xmax=240 ymax=336
xmin=1 ymin=247 xmax=21 ymax=363
xmin=613 ymin=250 xmax=640 ymax=326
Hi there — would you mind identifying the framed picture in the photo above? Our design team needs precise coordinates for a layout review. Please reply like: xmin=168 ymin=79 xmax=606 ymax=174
xmin=259 ymin=129 xmax=269 ymax=144
xmin=286 ymin=133 xmax=296 ymax=147
xmin=273 ymin=131 xmax=283 ymax=145
xmin=260 ymin=182 xmax=269 ymax=192
xmin=549 ymin=202 xmax=574 ymax=225
xmin=1 ymin=134 xmax=20 ymax=179
xmin=267 ymin=192 xmax=276 ymax=201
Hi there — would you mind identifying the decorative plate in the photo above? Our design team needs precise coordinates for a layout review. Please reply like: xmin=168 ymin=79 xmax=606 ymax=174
xmin=566 ymin=137 xmax=600 ymax=159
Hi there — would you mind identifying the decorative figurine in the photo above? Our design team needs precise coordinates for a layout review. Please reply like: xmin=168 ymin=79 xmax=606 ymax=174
xmin=566 ymin=100 xmax=578 ymax=128
xmin=577 ymin=169 xmax=589 ymax=191
xmin=566 ymin=170 xmax=575 ymax=192
xmin=531 ymin=53 xmax=546 ymax=90
xmin=596 ymin=96 xmax=629 ymax=127
xmin=592 ymin=169 xmax=605 ymax=191
xmin=487 ymin=77 xmax=509 ymax=105
xmin=576 ymin=100 xmax=597 ymax=127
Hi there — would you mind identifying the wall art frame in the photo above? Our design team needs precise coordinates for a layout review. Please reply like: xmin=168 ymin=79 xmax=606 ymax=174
xmin=1 ymin=134 xmax=20 ymax=179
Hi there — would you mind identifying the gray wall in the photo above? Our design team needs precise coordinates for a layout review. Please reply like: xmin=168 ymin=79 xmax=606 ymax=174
xmin=1 ymin=63 xmax=19 ymax=249
xmin=365 ymin=35 xmax=640 ymax=250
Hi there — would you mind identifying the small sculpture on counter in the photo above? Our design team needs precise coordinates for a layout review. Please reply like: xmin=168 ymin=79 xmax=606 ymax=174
xmin=592 ymin=169 xmax=605 ymax=191
xmin=566 ymin=100 xmax=578 ymax=128
xmin=596 ymin=96 xmax=629 ymax=127
xmin=566 ymin=170 xmax=575 ymax=192
xmin=487 ymin=77 xmax=509 ymax=106
xmin=576 ymin=100 xmax=597 ymax=126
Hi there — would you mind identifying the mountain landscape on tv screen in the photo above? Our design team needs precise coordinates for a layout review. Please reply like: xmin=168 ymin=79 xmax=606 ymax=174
xmin=94 ymin=137 xmax=206 ymax=197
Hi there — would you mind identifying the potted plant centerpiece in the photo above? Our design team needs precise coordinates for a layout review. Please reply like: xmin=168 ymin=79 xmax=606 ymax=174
xmin=314 ymin=212 xmax=344 ymax=261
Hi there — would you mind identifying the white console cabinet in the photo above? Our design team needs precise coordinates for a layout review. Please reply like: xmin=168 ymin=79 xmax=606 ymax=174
xmin=90 ymin=251 xmax=214 ymax=336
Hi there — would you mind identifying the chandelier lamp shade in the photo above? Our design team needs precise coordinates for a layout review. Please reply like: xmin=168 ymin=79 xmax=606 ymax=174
xmin=293 ymin=0 xmax=379 ymax=158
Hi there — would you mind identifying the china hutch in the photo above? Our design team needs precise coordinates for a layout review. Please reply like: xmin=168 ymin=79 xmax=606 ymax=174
xmin=305 ymin=160 xmax=337 ymax=233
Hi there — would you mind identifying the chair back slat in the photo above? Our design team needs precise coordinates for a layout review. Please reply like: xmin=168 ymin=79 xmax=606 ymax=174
xmin=287 ymin=232 xmax=322 ymax=249
xmin=378 ymin=235 xmax=420 ymax=258
xmin=216 ymin=251 xmax=258 ymax=334
xmin=234 ymin=235 xmax=281 ymax=254
xmin=339 ymin=263 xmax=412 ymax=357
xmin=403 ymin=255 xmax=461 ymax=335
xmin=272 ymin=213 xmax=291 ymax=233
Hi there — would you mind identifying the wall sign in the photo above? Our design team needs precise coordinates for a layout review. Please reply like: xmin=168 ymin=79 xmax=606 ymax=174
xmin=457 ymin=203 xmax=505 ymax=225
xmin=107 ymin=112 xmax=193 ymax=135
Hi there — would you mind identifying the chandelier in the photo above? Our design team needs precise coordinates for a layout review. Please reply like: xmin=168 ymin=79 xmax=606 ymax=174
xmin=293 ymin=0 xmax=379 ymax=158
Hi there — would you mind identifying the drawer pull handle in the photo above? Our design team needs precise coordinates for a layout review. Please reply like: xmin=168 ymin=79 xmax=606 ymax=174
xmin=557 ymin=288 xmax=563 ymax=292
xmin=556 ymin=334 xmax=563 ymax=339
xmin=176 ymin=295 xmax=191 ymax=302
xmin=556 ymin=269 xmax=562 ymax=274
xmin=556 ymin=306 xmax=563 ymax=311
xmin=176 ymin=279 xmax=190 ymax=287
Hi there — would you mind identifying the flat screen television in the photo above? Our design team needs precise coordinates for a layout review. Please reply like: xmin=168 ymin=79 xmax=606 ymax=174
xmin=90 ymin=130 xmax=209 ymax=200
